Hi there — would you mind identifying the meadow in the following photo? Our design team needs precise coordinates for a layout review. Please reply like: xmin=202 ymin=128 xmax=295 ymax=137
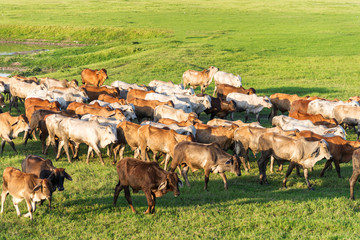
xmin=1 ymin=0 xmax=360 ymax=239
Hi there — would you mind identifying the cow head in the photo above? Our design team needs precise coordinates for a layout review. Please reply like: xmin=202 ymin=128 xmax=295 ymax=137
xmin=154 ymin=172 xmax=182 ymax=198
xmin=262 ymin=96 xmax=272 ymax=108
xmin=33 ymin=179 xmax=52 ymax=201
xmin=48 ymin=168 xmax=72 ymax=192
xmin=96 ymin=69 xmax=108 ymax=86
xmin=12 ymin=114 xmax=30 ymax=138
xmin=225 ymin=154 xmax=242 ymax=177
xmin=112 ymin=109 xmax=126 ymax=121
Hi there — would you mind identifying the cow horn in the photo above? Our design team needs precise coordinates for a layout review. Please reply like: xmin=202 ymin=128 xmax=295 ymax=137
xmin=158 ymin=181 xmax=167 ymax=191
xmin=32 ymin=184 xmax=42 ymax=192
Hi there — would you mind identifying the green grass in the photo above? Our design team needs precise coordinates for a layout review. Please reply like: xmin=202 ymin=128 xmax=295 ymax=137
xmin=1 ymin=0 xmax=360 ymax=239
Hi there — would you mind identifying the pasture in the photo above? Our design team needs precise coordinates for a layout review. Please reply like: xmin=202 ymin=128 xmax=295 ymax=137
xmin=1 ymin=0 xmax=360 ymax=239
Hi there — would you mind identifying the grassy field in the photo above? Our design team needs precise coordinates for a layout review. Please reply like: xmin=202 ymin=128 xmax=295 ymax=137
xmin=1 ymin=0 xmax=360 ymax=239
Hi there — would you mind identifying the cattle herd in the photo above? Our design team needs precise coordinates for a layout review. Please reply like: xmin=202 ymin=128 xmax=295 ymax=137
xmin=1 ymin=66 xmax=360 ymax=220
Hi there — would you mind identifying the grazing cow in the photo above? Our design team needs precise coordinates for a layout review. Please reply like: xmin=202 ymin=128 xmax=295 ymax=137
xmin=216 ymin=84 xmax=255 ymax=100
xmin=170 ymin=141 xmax=241 ymax=190
xmin=21 ymin=155 xmax=72 ymax=208
xmin=257 ymin=132 xmax=331 ymax=189
xmin=80 ymin=85 xmax=119 ymax=101
xmin=294 ymin=130 xmax=360 ymax=178
xmin=0 ymin=112 xmax=30 ymax=154
xmin=289 ymin=111 xmax=338 ymax=128
xmin=113 ymin=157 xmax=182 ymax=214
xmin=213 ymin=71 xmax=242 ymax=96
xmin=138 ymin=125 xmax=194 ymax=169
xmin=81 ymin=68 xmax=108 ymax=87
xmin=145 ymin=92 xmax=192 ymax=113
xmin=226 ymin=93 xmax=272 ymax=122
xmin=333 ymin=105 xmax=360 ymax=139
xmin=1 ymin=167 xmax=52 ymax=220
xmin=128 ymin=97 xmax=174 ymax=122
xmin=272 ymin=115 xmax=346 ymax=139
xmin=307 ymin=99 xmax=360 ymax=119
xmin=98 ymin=94 xmax=126 ymax=105
xmin=349 ymin=148 xmax=360 ymax=200
xmin=234 ymin=126 xmax=297 ymax=172
xmin=45 ymin=115 xmax=117 ymax=165
xmin=154 ymin=105 xmax=200 ymax=123
xmin=182 ymin=66 xmax=219 ymax=94
xmin=200 ymin=94 xmax=236 ymax=119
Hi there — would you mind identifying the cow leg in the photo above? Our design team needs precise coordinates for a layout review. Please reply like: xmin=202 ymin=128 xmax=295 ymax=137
xmin=270 ymin=156 xmax=275 ymax=173
xmin=150 ymin=192 xmax=156 ymax=214
xmin=230 ymin=112 xmax=234 ymax=121
xmin=181 ymin=165 xmax=191 ymax=187
xmin=56 ymin=140 xmax=64 ymax=160
xmin=164 ymin=154 xmax=171 ymax=171
xmin=244 ymin=112 xmax=249 ymax=123
xmin=144 ymin=190 xmax=155 ymax=214
xmin=357 ymin=124 xmax=360 ymax=140
xmin=93 ymin=146 xmax=105 ymax=166
xmin=219 ymin=172 xmax=228 ymax=190
xmin=23 ymin=198 xmax=33 ymax=220
xmin=1 ymin=140 xmax=6 ymax=154
xmin=349 ymin=171 xmax=360 ymax=200
xmin=212 ymin=86 xmax=217 ymax=96
xmin=320 ymin=160 xmax=333 ymax=177
xmin=255 ymin=112 xmax=260 ymax=123
xmin=204 ymin=168 xmax=211 ymax=191
xmin=113 ymin=181 xmax=123 ymax=206
xmin=334 ymin=161 xmax=342 ymax=178
xmin=304 ymin=168 xmax=314 ymax=190
xmin=257 ymin=152 xmax=270 ymax=184
xmin=8 ymin=141 xmax=17 ymax=154
xmin=124 ymin=186 xmax=136 ymax=213
xmin=86 ymin=147 xmax=93 ymax=164
xmin=0 ymin=190 xmax=9 ymax=214
xmin=282 ymin=161 xmax=296 ymax=188
xmin=12 ymin=199 xmax=21 ymax=217
xmin=62 ymin=141 xmax=73 ymax=163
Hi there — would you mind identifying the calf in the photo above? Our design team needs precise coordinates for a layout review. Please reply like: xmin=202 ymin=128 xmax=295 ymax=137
xmin=170 ymin=141 xmax=241 ymax=190
xmin=216 ymin=84 xmax=255 ymax=100
xmin=1 ymin=167 xmax=52 ymax=220
xmin=113 ymin=157 xmax=182 ymax=214
xmin=81 ymin=68 xmax=108 ymax=87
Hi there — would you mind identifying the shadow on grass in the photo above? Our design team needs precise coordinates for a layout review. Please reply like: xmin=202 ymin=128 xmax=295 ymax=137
xmin=257 ymin=86 xmax=336 ymax=96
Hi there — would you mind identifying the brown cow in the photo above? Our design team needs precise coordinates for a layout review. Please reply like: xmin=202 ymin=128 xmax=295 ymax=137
xmin=74 ymin=105 xmax=126 ymax=120
xmin=127 ymin=97 xmax=174 ymax=122
xmin=66 ymin=101 xmax=110 ymax=114
xmin=81 ymin=68 xmax=108 ymax=87
xmin=81 ymin=85 xmax=119 ymax=101
xmin=21 ymin=155 xmax=72 ymax=208
xmin=198 ymin=94 xmax=236 ymax=119
xmin=98 ymin=94 xmax=126 ymax=105
xmin=1 ymin=167 xmax=52 ymax=220
xmin=0 ymin=112 xmax=30 ymax=154
xmin=349 ymin=148 xmax=360 ymax=200
xmin=294 ymin=130 xmax=360 ymax=178
xmin=216 ymin=84 xmax=256 ymax=100
xmin=182 ymin=66 xmax=219 ymax=94
xmin=112 ymin=121 xmax=142 ymax=164
xmin=25 ymin=105 xmax=60 ymax=123
xmin=138 ymin=125 xmax=194 ymax=169
xmin=113 ymin=157 xmax=182 ymax=214
xmin=170 ymin=141 xmax=241 ymax=190
xmin=24 ymin=98 xmax=61 ymax=111
xmin=289 ymin=99 xmax=312 ymax=114
xmin=158 ymin=118 xmax=196 ymax=127
xmin=289 ymin=111 xmax=338 ymax=127
xmin=127 ymin=89 xmax=155 ymax=101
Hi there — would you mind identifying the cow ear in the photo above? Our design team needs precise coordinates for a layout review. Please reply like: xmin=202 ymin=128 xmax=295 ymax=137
xmin=32 ymin=184 xmax=42 ymax=192
xmin=64 ymin=171 xmax=73 ymax=181
xmin=158 ymin=181 xmax=168 ymax=191
xmin=311 ymin=147 xmax=320 ymax=157
xmin=225 ymin=159 xmax=234 ymax=165
xmin=47 ymin=172 xmax=55 ymax=181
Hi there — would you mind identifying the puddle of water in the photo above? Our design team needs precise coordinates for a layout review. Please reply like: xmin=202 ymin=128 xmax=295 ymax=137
xmin=0 ymin=43 xmax=61 ymax=56
xmin=0 ymin=73 xmax=11 ymax=77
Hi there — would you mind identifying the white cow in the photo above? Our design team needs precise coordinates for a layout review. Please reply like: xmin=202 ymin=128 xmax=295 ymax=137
xmin=148 ymin=80 xmax=184 ymax=89
xmin=145 ymin=92 xmax=192 ymax=113
xmin=213 ymin=71 xmax=242 ymax=96
xmin=175 ymin=94 xmax=212 ymax=115
xmin=226 ymin=92 xmax=272 ymax=122
xmin=154 ymin=85 xmax=194 ymax=95
xmin=89 ymin=100 xmax=136 ymax=121
xmin=307 ymin=99 xmax=360 ymax=119
xmin=111 ymin=80 xmax=147 ymax=91
xmin=153 ymin=105 xmax=199 ymax=123
xmin=272 ymin=115 xmax=346 ymax=139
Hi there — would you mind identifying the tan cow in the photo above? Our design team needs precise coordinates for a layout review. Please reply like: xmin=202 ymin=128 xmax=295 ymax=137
xmin=1 ymin=167 xmax=52 ymax=220
xmin=98 ymin=94 xmax=126 ymax=105
xmin=81 ymin=68 xmax=108 ymax=87
xmin=215 ymin=84 xmax=256 ymax=100
xmin=80 ymin=85 xmax=119 ymax=101
xmin=182 ymin=66 xmax=219 ymax=94
xmin=0 ymin=112 xmax=30 ymax=154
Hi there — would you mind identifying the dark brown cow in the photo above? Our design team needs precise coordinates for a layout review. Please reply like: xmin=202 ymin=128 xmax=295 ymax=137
xmin=98 ymin=94 xmax=126 ymax=105
xmin=1 ymin=167 xmax=52 ymax=220
xmin=80 ymin=85 xmax=119 ymax=101
xmin=170 ymin=141 xmax=241 ymax=190
xmin=349 ymin=148 xmax=360 ymax=200
xmin=216 ymin=84 xmax=256 ymax=100
xmin=0 ymin=112 xmax=30 ymax=154
xmin=201 ymin=94 xmax=236 ymax=119
xmin=113 ymin=157 xmax=182 ymax=214
xmin=81 ymin=68 xmax=108 ymax=87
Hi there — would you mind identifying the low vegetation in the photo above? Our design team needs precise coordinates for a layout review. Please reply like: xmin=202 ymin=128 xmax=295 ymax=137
xmin=1 ymin=0 xmax=360 ymax=239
